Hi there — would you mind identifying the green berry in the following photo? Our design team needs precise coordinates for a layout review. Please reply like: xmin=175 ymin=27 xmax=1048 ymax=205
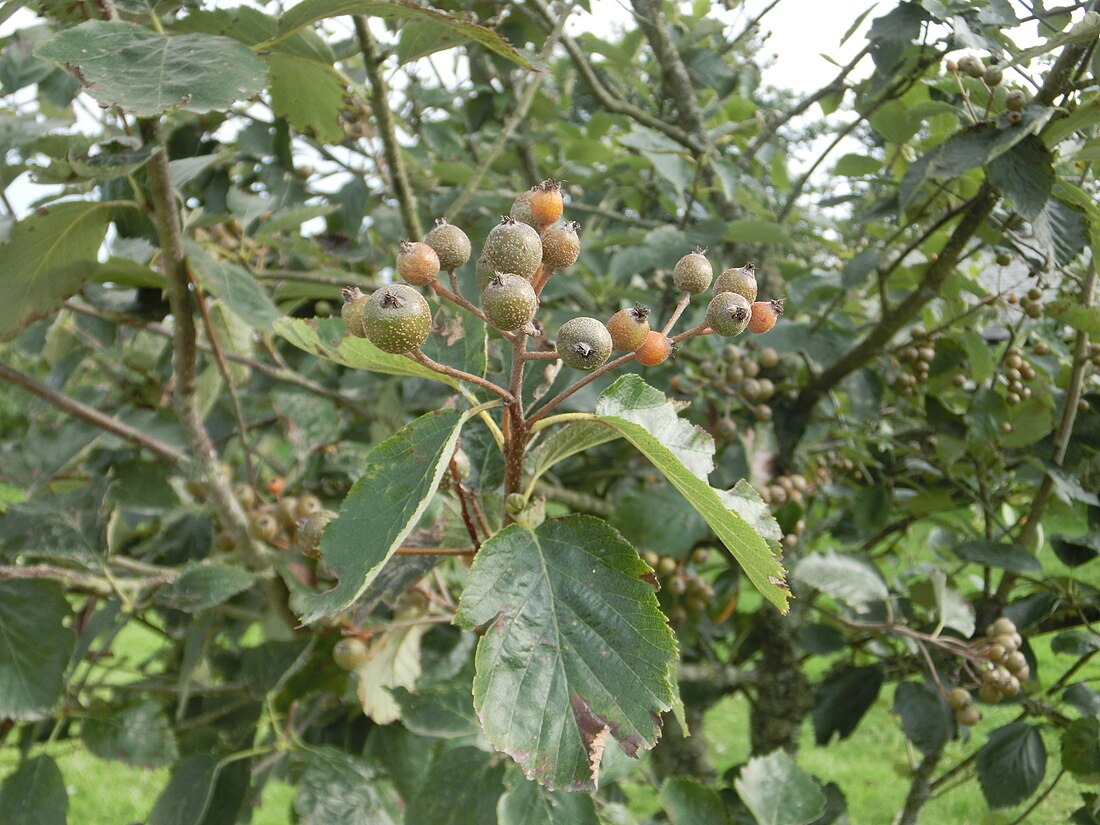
xmin=485 ymin=216 xmax=542 ymax=279
xmin=333 ymin=638 xmax=369 ymax=671
xmin=758 ymin=347 xmax=780 ymax=369
xmin=557 ymin=316 xmax=613 ymax=371
xmin=475 ymin=253 xmax=495 ymax=289
xmin=396 ymin=240 xmax=440 ymax=286
xmin=1005 ymin=90 xmax=1026 ymax=112
xmin=363 ymin=284 xmax=433 ymax=354
xmin=983 ymin=65 xmax=1003 ymax=86
xmin=340 ymin=286 xmax=369 ymax=338
xmin=707 ymin=291 xmax=752 ymax=336
xmin=958 ymin=55 xmax=984 ymax=78
xmin=606 ymin=304 xmax=651 ymax=352
xmin=481 ymin=272 xmax=538 ymax=331
xmin=424 ymin=218 xmax=472 ymax=271
xmin=996 ymin=251 xmax=1012 ymax=266
xmin=541 ymin=220 xmax=581 ymax=270
xmin=672 ymin=247 xmax=713 ymax=294
xmin=293 ymin=509 xmax=336 ymax=558
xmin=713 ymin=262 xmax=758 ymax=303
xmin=509 ymin=188 xmax=538 ymax=229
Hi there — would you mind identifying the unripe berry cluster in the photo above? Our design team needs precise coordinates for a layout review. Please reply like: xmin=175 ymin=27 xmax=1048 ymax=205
xmin=896 ymin=326 xmax=935 ymax=395
xmin=225 ymin=474 xmax=334 ymax=556
xmin=999 ymin=345 xmax=1037 ymax=406
xmin=642 ymin=548 xmax=717 ymax=626
xmin=946 ymin=53 xmax=1029 ymax=124
xmin=944 ymin=616 xmax=1030 ymax=728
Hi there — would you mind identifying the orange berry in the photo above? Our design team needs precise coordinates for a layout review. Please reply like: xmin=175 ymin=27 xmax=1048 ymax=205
xmin=396 ymin=240 xmax=440 ymax=286
xmin=635 ymin=331 xmax=672 ymax=367
xmin=266 ymin=475 xmax=286 ymax=497
xmin=530 ymin=180 xmax=564 ymax=226
xmin=748 ymin=299 xmax=784 ymax=334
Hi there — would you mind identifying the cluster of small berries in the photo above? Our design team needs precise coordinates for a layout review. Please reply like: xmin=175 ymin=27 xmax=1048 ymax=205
xmin=234 ymin=476 xmax=335 ymax=557
xmin=339 ymin=183 xmax=782 ymax=372
xmin=946 ymin=617 xmax=1029 ymax=728
xmin=896 ymin=328 xmax=936 ymax=395
xmin=999 ymin=345 xmax=1037 ymax=406
xmin=1006 ymin=286 xmax=1045 ymax=319
xmin=642 ymin=548 xmax=715 ymax=626
xmin=946 ymin=54 xmax=1028 ymax=124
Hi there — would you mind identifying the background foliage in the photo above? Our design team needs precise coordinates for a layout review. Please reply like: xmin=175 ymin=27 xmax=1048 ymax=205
xmin=2 ymin=0 xmax=1100 ymax=823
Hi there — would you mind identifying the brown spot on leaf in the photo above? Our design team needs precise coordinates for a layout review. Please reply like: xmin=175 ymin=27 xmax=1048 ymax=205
xmin=570 ymin=693 xmax=610 ymax=789
xmin=641 ymin=571 xmax=660 ymax=590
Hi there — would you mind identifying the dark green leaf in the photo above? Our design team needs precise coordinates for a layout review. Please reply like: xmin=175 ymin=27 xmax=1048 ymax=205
xmin=988 ymin=135 xmax=1053 ymax=220
xmin=1066 ymin=683 xmax=1100 ymax=718
xmin=403 ymin=746 xmax=505 ymax=825
xmin=1052 ymin=630 xmax=1100 ymax=656
xmin=396 ymin=20 xmax=467 ymax=64
xmin=0 ymin=755 xmax=67 ymax=825
xmin=660 ymin=776 xmax=730 ymax=825
xmin=1063 ymin=718 xmax=1100 ymax=779
xmin=149 ymin=754 xmax=218 ymax=825
xmin=722 ymin=219 xmax=789 ymax=245
xmin=0 ymin=581 xmax=76 ymax=720
xmin=82 ymin=701 xmax=179 ymax=767
xmin=294 ymin=747 xmax=401 ymax=825
xmin=35 ymin=21 xmax=266 ymax=116
xmin=813 ymin=666 xmax=883 ymax=745
xmin=301 ymin=407 xmax=481 ymax=623
xmin=1033 ymin=196 xmax=1090 ymax=266
xmin=392 ymin=681 xmax=480 ymax=739
xmin=614 ymin=480 xmax=709 ymax=558
xmin=498 ymin=769 xmax=602 ymax=825
xmin=525 ymin=421 xmax=618 ymax=489
xmin=267 ymin=52 xmax=347 ymax=144
xmin=275 ymin=0 xmax=532 ymax=69
xmin=454 ymin=516 xmax=677 ymax=791
xmin=977 ymin=722 xmax=1047 ymax=809
xmin=793 ymin=551 xmax=888 ymax=609
xmin=0 ymin=200 xmax=111 ymax=340
xmin=894 ymin=681 xmax=952 ymax=756
xmin=953 ymin=541 xmax=1041 ymax=573
xmin=734 ymin=749 xmax=827 ymax=825
xmin=1052 ymin=534 xmax=1100 ymax=567
xmin=185 ymin=242 xmax=280 ymax=329
xmin=157 ymin=564 xmax=255 ymax=613
xmin=241 ymin=639 xmax=312 ymax=698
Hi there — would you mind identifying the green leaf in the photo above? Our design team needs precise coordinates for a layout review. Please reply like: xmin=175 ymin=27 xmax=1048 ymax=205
xmin=396 ymin=20 xmax=467 ymax=64
xmin=577 ymin=405 xmax=787 ymax=612
xmin=988 ymin=135 xmax=1053 ymax=220
xmin=834 ymin=154 xmax=882 ymax=177
xmin=393 ymin=681 xmax=480 ymax=739
xmin=241 ymin=639 xmax=312 ymax=698
xmin=498 ymin=770 xmax=602 ymax=825
xmin=294 ymin=747 xmax=401 ymax=825
xmin=454 ymin=516 xmax=677 ymax=791
xmin=403 ymin=746 xmax=506 ymax=825
xmin=0 ymin=200 xmax=111 ymax=341
xmin=595 ymin=376 xmax=714 ymax=479
xmin=267 ymin=52 xmax=347 ymax=144
xmin=793 ymin=551 xmax=888 ymax=609
xmin=894 ymin=681 xmax=952 ymax=757
xmin=1048 ymin=302 xmax=1100 ymax=336
xmin=185 ymin=242 xmax=280 ymax=329
xmin=977 ymin=722 xmax=1047 ymax=809
xmin=734 ymin=749 xmax=826 ymax=825
xmin=0 ymin=581 xmax=76 ymax=721
xmin=953 ymin=540 xmax=1041 ymax=573
xmin=813 ymin=666 xmax=883 ymax=745
xmin=274 ymin=315 xmax=456 ymax=387
xmin=354 ymin=622 xmax=426 ymax=724
xmin=1052 ymin=630 xmax=1100 ymax=656
xmin=1033 ymin=196 xmax=1090 ymax=266
xmin=1063 ymin=718 xmax=1100 ymax=780
xmin=35 ymin=21 xmax=267 ymax=116
xmin=660 ymin=776 xmax=730 ymax=825
xmin=716 ymin=480 xmax=783 ymax=545
xmin=525 ymin=421 xmax=618 ymax=491
xmin=157 ymin=564 xmax=255 ymax=613
xmin=274 ymin=0 xmax=532 ymax=69
xmin=301 ymin=407 xmax=481 ymax=623
xmin=82 ymin=701 xmax=179 ymax=767
xmin=148 ymin=754 xmax=218 ymax=825
xmin=722 ymin=219 xmax=789 ymax=245
xmin=0 ymin=755 xmax=67 ymax=825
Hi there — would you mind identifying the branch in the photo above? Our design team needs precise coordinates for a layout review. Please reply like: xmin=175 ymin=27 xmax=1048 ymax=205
xmin=895 ymin=748 xmax=944 ymax=825
xmin=0 ymin=362 xmax=185 ymax=465
xmin=527 ymin=351 xmax=638 ymax=424
xmin=353 ymin=17 xmax=422 ymax=239
xmin=141 ymin=119 xmax=260 ymax=562
xmin=445 ymin=2 xmax=573 ymax=218
xmin=409 ymin=350 xmax=514 ymax=402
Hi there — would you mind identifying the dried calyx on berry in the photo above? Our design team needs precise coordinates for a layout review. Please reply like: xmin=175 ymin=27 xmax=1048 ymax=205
xmin=541 ymin=220 xmax=581 ymax=270
xmin=557 ymin=316 xmax=612 ymax=371
xmin=673 ymin=247 xmax=713 ymax=294
xmin=707 ymin=291 xmax=751 ymax=337
xmin=396 ymin=239 xmax=440 ymax=286
xmin=485 ymin=215 xmax=543 ymax=280
xmin=713 ymin=261 xmax=758 ymax=303
xmin=425 ymin=218 xmax=472 ymax=271
xmin=481 ymin=271 xmax=539 ymax=331
xmin=363 ymin=283 xmax=433 ymax=354
xmin=748 ymin=299 xmax=784 ymax=334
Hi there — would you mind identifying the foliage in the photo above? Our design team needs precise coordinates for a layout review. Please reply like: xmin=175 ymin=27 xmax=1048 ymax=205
xmin=2 ymin=0 xmax=1100 ymax=823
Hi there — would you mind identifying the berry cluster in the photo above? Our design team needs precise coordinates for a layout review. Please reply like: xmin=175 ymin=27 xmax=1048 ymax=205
xmin=232 ymin=475 xmax=335 ymax=558
xmin=642 ymin=548 xmax=716 ymax=626
xmin=945 ymin=616 xmax=1029 ymax=728
xmin=897 ymin=327 xmax=935 ymax=395
xmin=670 ymin=343 xmax=791 ymax=434
xmin=1007 ymin=286 xmax=1045 ymax=319
xmin=946 ymin=53 xmax=1028 ymax=124
xmin=337 ymin=183 xmax=783 ymax=404
xmin=999 ymin=345 xmax=1037 ymax=406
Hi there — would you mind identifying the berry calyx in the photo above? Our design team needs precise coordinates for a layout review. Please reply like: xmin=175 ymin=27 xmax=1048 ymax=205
xmin=363 ymin=284 xmax=433 ymax=354
xmin=333 ymin=638 xmax=369 ymax=671
xmin=541 ymin=220 xmax=581 ymax=270
xmin=485 ymin=216 xmax=543 ymax=279
xmin=635 ymin=331 xmax=672 ymax=367
xmin=607 ymin=304 xmax=651 ymax=352
xmin=672 ymin=247 xmax=713 ymax=294
xmin=748 ymin=299 xmax=784 ymax=334
xmin=530 ymin=179 xmax=564 ymax=227
xmin=481 ymin=272 xmax=539 ymax=331
xmin=424 ymin=218 xmax=472 ymax=271
xmin=340 ymin=286 xmax=369 ymax=338
xmin=396 ymin=240 xmax=440 ymax=286
xmin=707 ymin=291 xmax=752 ymax=337
xmin=557 ymin=317 xmax=613 ymax=371
xmin=713 ymin=261 xmax=758 ymax=303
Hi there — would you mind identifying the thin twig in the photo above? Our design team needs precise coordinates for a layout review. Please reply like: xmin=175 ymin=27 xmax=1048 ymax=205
xmin=527 ymin=351 xmax=638 ymax=424
xmin=430 ymin=277 xmax=518 ymax=343
xmin=409 ymin=350 xmax=514 ymax=402
xmin=394 ymin=547 xmax=475 ymax=556
xmin=450 ymin=452 xmax=482 ymax=551
xmin=661 ymin=291 xmax=692 ymax=336
xmin=1007 ymin=770 xmax=1065 ymax=825
xmin=0 ymin=362 xmax=185 ymax=465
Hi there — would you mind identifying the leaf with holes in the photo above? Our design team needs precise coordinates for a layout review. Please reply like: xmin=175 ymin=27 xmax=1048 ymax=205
xmin=455 ymin=516 xmax=677 ymax=791
xmin=36 ymin=21 xmax=266 ymax=116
